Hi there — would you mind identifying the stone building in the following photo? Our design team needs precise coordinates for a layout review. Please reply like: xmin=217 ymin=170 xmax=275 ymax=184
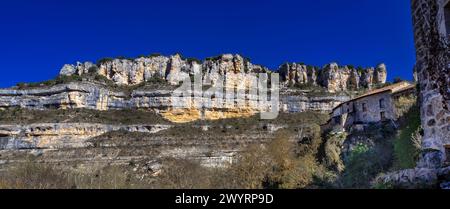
xmin=412 ymin=0 xmax=450 ymax=168
xmin=327 ymin=81 xmax=416 ymax=130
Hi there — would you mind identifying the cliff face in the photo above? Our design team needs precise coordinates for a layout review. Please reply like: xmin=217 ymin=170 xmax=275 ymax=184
xmin=316 ymin=63 xmax=387 ymax=92
xmin=61 ymin=54 xmax=387 ymax=92
xmin=0 ymin=82 xmax=349 ymax=123
xmin=0 ymin=53 xmax=389 ymax=123
xmin=0 ymin=113 xmax=325 ymax=168
xmin=0 ymin=123 xmax=172 ymax=149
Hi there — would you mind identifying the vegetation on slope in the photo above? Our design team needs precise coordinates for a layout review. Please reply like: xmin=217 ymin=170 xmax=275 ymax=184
xmin=16 ymin=74 xmax=83 ymax=89
xmin=320 ymin=122 xmax=396 ymax=188
xmin=0 ymin=108 xmax=171 ymax=125
xmin=391 ymin=104 xmax=422 ymax=170
xmin=0 ymin=159 xmax=138 ymax=189
xmin=14 ymin=70 xmax=175 ymax=95
xmin=0 ymin=111 xmax=332 ymax=189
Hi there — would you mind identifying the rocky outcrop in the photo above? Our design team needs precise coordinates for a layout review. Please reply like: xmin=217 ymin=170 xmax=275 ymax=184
xmin=375 ymin=168 xmax=439 ymax=189
xmin=374 ymin=64 xmax=388 ymax=84
xmin=0 ymin=82 xmax=349 ymax=123
xmin=319 ymin=63 xmax=352 ymax=92
xmin=279 ymin=94 xmax=348 ymax=113
xmin=0 ymin=121 xmax=320 ymax=168
xmin=0 ymin=123 xmax=172 ymax=149
xmin=61 ymin=54 xmax=387 ymax=92
xmin=0 ymin=123 xmax=241 ymax=168
xmin=317 ymin=63 xmax=387 ymax=93
xmin=375 ymin=166 xmax=450 ymax=189
xmin=279 ymin=63 xmax=314 ymax=85
xmin=0 ymin=53 xmax=385 ymax=123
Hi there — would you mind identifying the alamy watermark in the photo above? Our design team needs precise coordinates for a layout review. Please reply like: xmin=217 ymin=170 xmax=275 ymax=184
xmin=171 ymin=73 xmax=280 ymax=120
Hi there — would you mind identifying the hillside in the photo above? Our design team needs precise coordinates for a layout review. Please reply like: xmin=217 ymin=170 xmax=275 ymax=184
xmin=0 ymin=53 xmax=398 ymax=189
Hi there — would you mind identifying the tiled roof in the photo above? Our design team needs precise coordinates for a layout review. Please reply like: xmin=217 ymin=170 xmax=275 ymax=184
xmin=332 ymin=81 xmax=416 ymax=111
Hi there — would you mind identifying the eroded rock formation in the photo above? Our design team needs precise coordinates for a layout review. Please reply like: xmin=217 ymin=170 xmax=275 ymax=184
xmin=61 ymin=54 xmax=387 ymax=92
xmin=0 ymin=82 xmax=349 ymax=123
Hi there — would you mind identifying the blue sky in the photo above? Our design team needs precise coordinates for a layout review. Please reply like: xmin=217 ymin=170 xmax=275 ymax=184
xmin=0 ymin=0 xmax=415 ymax=88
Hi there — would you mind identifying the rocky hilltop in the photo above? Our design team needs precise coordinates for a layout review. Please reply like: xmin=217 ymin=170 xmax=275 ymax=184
xmin=0 ymin=53 xmax=395 ymax=189
xmin=61 ymin=54 xmax=387 ymax=92
xmin=0 ymin=53 xmax=389 ymax=123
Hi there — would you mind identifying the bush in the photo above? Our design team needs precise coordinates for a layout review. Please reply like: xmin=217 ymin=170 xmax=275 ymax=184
xmin=265 ymin=133 xmax=317 ymax=189
xmin=96 ymin=57 xmax=114 ymax=65
xmin=148 ymin=53 xmax=162 ymax=58
xmin=0 ymin=159 xmax=138 ymax=189
xmin=205 ymin=55 xmax=222 ymax=61
xmin=394 ymin=95 xmax=417 ymax=118
xmin=295 ymin=124 xmax=322 ymax=156
xmin=0 ymin=160 xmax=69 ymax=189
xmin=230 ymin=131 xmax=319 ymax=189
xmin=69 ymin=166 xmax=130 ymax=189
xmin=15 ymin=74 xmax=83 ymax=89
xmin=55 ymin=74 xmax=83 ymax=84
xmin=323 ymin=132 xmax=347 ymax=172
xmin=87 ymin=66 xmax=99 ymax=74
xmin=392 ymin=105 xmax=422 ymax=169
xmin=186 ymin=57 xmax=202 ymax=64
xmin=146 ymin=77 xmax=167 ymax=84
xmin=226 ymin=145 xmax=273 ymax=189
xmin=393 ymin=77 xmax=404 ymax=84
xmin=356 ymin=66 xmax=365 ymax=73
xmin=155 ymin=158 xmax=213 ymax=189
xmin=340 ymin=144 xmax=385 ymax=188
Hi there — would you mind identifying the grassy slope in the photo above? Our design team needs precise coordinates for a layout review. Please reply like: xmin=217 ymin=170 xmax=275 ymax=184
xmin=392 ymin=105 xmax=421 ymax=170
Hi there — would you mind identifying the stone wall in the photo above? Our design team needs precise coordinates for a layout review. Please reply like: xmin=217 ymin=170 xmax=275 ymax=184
xmin=353 ymin=92 xmax=395 ymax=123
xmin=412 ymin=0 xmax=450 ymax=168
xmin=329 ymin=92 xmax=395 ymax=129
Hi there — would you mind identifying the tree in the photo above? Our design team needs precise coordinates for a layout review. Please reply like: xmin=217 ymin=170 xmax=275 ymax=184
xmin=393 ymin=77 xmax=403 ymax=83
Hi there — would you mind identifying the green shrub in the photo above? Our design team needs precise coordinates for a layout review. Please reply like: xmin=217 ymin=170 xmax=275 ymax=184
xmin=341 ymin=144 xmax=385 ymax=188
xmin=87 ymin=66 xmax=99 ymax=74
xmin=96 ymin=57 xmax=114 ymax=65
xmin=205 ymin=55 xmax=222 ymax=61
xmin=146 ymin=77 xmax=167 ymax=84
xmin=116 ymin=56 xmax=134 ymax=61
xmin=16 ymin=74 xmax=83 ymax=89
xmin=186 ymin=57 xmax=202 ymax=64
xmin=393 ymin=77 xmax=404 ymax=84
xmin=148 ymin=53 xmax=162 ymax=58
xmin=55 ymin=74 xmax=83 ymax=84
xmin=394 ymin=95 xmax=417 ymax=118
xmin=323 ymin=132 xmax=347 ymax=172
xmin=392 ymin=105 xmax=421 ymax=169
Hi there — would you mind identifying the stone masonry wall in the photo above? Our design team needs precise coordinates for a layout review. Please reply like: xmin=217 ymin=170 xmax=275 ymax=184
xmin=412 ymin=0 xmax=450 ymax=168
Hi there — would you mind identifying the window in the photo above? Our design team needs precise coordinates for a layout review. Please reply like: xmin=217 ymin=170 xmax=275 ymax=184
xmin=362 ymin=103 xmax=367 ymax=112
xmin=380 ymin=112 xmax=386 ymax=121
xmin=445 ymin=3 xmax=450 ymax=38
xmin=379 ymin=99 xmax=385 ymax=109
